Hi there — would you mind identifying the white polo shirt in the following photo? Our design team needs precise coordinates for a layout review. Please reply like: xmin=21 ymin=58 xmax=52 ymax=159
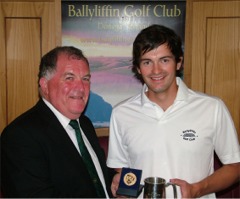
xmin=107 ymin=77 xmax=240 ymax=198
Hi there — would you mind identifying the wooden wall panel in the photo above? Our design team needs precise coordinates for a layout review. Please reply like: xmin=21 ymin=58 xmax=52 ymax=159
xmin=0 ymin=3 xmax=6 ymax=133
xmin=206 ymin=18 xmax=239 ymax=136
xmin=0 ymin=0 xmax=61 ymax=133
xmin=184 ymin=0 xmax=240 ymax=140
xmin=6 ymin=18 xmax=41 ymax=123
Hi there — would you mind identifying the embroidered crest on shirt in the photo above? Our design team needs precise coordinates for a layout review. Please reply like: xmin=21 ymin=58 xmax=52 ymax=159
xmin=180 ymin=129 xmax=198 ymax=141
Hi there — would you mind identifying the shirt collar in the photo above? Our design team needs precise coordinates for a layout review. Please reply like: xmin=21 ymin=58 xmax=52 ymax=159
xmin=175 ymin=77 xmax=189 ymax=101
xmin=140 ymin=84 xmax=150 ymax=106
xmin=141 ymin=77 xmax=189 ymax=106
xmin=42 ymin=98 xmax=71 ymax=129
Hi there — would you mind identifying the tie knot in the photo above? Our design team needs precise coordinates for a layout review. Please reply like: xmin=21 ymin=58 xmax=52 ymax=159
xmin=69 ymin=120 xmax=79 ymax=130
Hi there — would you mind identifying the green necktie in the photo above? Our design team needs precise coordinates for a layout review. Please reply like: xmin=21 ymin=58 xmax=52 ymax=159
xmin=69 ymin=120 xmax=106 ymax=198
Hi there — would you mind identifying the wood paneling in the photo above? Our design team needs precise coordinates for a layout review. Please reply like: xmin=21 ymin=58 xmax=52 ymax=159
xmin=95 ymin=128 xmax=109 ymax=137
xmin=0 ymin=0 xmax=61 ymax=133
xmin=206 ymin=18 xmax=239 ymax=133
xmin=6 ymin=18 xmax=41 ymax=123
xmin=184 ymin=0 xmax=240 ymax=140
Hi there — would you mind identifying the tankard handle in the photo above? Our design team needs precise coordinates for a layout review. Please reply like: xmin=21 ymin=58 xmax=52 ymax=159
xmin=166 ymin=182 xmax=177 ymax=199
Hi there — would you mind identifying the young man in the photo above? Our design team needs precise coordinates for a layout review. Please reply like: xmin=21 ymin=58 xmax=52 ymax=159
xmin=1 ymin=46 xmax=112 ymax=198
xmin=107 ymin=25 xmax=240 ymax=198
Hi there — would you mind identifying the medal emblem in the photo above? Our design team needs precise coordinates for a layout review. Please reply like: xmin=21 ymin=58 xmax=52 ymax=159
xmin=123 ymin=172 xmax=137 ymax=186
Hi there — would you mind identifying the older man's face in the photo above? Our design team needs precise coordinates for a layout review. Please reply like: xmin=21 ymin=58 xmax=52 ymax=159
xmin=40 ymin=53 xmax=91 ymax=119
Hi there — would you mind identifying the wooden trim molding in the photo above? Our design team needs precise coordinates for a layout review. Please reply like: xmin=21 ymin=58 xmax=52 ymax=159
xmin=95 ymin=128 xmax=109 ymax=137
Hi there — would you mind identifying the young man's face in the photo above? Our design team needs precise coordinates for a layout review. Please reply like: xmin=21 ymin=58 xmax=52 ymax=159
xmin=137 ymin=43 xmax=182 ymax=98
xmin=40 ymin=53 xmax=91 ymax=119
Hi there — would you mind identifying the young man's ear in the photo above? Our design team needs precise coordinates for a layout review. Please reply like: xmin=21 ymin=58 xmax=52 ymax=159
xmin=177 ymin=57 xmax=183 ymax=70
xmin=137 ymin=68 xmax=141 ymax=74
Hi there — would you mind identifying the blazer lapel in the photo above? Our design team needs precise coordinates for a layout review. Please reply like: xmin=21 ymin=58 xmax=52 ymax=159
xmin=35 ymin=100 xmax=86 ymax=164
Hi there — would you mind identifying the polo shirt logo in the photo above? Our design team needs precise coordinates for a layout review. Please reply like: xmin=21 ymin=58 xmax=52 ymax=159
xmin=180 ymin=129 xmax=198 ymax=141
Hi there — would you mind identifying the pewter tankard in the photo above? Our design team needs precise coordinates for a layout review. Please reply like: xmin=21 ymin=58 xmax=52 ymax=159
xmin=144 ymin=177 xmax=177 ymax=198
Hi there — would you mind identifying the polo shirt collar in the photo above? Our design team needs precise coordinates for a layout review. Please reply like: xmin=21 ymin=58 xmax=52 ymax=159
xmin=175 ymin=77 xmax=189 ymax=101
xmin=140 ymin=77 xmax=189 ymax=106
xmin=141 ymin=84 xmax=152 ymax=106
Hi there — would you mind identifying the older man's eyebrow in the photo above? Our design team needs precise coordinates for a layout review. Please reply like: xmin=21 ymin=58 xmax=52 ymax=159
xmin=64 ymin=72 xmax=74 ymax=76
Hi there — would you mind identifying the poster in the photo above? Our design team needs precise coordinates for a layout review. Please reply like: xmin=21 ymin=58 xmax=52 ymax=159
xmin=62 ymin=0 xmax=186 ymax=128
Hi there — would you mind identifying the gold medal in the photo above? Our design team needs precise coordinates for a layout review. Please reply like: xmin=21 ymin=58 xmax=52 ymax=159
xmin=123 ymin=172 xmax=137 ymax=186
